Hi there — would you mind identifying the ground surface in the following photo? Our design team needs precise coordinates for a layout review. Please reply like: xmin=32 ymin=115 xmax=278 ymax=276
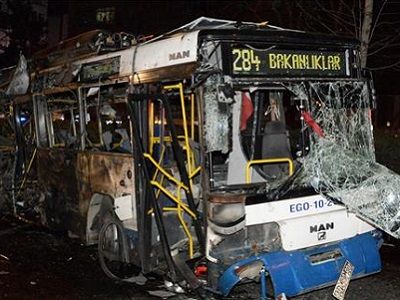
xmin=1 ymin=216 xmax=400 ymax=300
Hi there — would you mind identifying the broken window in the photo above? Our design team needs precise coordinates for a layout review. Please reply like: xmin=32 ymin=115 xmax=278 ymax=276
xmin=240 ymin=89 xmax=301 ymax=181
xmin=289 ymin=81 xmax=400 ymax=238
xmin=203 ymin=75 xmax=231 ymax=154
xmin=46 ymin=95 xmax=79 ymax=148
xmin=100 ymin=102 xmax=131 ymax=153
xmin=83 ymin=85 xmax=132 ymax=153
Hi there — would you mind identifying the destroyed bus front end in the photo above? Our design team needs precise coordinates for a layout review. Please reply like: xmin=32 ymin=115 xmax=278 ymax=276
xmin=194 ymin=23 xmax=383 ymax=298
xmin=205 ymin=192 xmax=382 ymax=298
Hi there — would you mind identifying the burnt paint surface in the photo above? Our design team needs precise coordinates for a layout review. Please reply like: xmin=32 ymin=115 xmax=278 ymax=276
xmin=37 ymin=148 xmax=134 ymax=241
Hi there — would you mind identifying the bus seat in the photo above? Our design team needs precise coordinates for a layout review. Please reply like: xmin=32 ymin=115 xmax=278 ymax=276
xmin=261 ymin=121 xmax=292 ymax=179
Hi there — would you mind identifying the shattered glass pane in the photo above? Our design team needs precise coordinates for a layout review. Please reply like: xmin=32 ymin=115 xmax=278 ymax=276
xmin=289 ymin=81 xmax=400 ymax=238
xmin=203 ymin=75 xmax=230 ymax=153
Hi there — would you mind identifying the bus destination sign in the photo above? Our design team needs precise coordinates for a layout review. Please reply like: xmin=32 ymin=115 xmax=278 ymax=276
xmin=230 ymin=47 xmax=348 ymax=77
xmin=80 ymin=56 xmax=121 ymax=82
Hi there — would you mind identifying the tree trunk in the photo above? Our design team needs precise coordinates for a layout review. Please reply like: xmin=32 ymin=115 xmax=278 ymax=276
xmin=360 ymin=0 xmax=374 ymax=68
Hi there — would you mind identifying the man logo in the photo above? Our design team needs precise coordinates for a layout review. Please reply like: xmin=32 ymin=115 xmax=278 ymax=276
xmin=310 ymin=222 xmax=334 ymax=233
xmin=318 ymin=232 xmax=327 ymax=241
xmin=169 ymin=50 xmax=190 ymax=61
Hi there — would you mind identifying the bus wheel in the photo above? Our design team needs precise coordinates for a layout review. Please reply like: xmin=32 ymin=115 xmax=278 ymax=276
xmin=98 ymin=215 xmax=132 ymax=280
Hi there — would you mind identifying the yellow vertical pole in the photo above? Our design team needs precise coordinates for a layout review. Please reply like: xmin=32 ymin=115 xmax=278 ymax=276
xmin=178 ymin=83 xmax=193 ymax=180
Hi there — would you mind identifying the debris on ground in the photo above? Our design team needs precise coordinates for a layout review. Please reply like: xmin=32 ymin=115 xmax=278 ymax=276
xmin=123 ymin=272 xmax=148 ymax=285
xmin=148 ymin=290 xmax=177 ymax=298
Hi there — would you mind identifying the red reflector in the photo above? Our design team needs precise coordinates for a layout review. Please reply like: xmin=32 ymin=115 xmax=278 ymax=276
xmin=194 ymin=264 xmax=208 ymax=277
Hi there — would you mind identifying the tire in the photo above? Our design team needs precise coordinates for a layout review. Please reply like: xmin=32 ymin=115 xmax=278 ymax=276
xmin=98 ymin=213 xmax=132 ymax=280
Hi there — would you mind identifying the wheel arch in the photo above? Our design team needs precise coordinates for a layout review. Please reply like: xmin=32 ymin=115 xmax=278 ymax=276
xmin=86 ymin=193 xmax=115 ymax=245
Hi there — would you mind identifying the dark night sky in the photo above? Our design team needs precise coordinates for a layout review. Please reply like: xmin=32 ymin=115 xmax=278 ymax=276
xmin=2 ymin=0 xmax=400 ymax=97
xmin=50 ymin=1 xmax=275 ymax=37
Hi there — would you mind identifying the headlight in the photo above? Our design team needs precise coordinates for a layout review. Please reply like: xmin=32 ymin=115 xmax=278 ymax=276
xmin=235 ymin=260 xmax=264 ymax=280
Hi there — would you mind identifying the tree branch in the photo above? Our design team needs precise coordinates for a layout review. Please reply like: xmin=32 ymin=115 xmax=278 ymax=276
xmin=370 ymin=59 xmax=400 ymax=70
xmin=369 ymin=0 xmax=388 ymax=42
xmin=296 ymin=2 xmax=337 ymax=34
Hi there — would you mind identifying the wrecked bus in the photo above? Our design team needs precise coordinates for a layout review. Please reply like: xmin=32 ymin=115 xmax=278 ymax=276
xmin=8 ymin=17 xmax=384 ymax=298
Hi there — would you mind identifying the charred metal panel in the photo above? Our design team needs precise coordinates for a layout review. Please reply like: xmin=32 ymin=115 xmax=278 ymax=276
xmin=206 ymin=193 xmax=281 ymax=290
xmin=206 ymin=193 xmax=281 ymax=261
xmin=38 ymin=148 xmax=134 ymax=241
xmin=37 ymin=148 xmax=81 ymax=235
xmin=80 ymin=56 xmax=120 ymax=82
xmin=78 ymin=151 xmax=134 ymax=203
xmin=77 ymin=151 xmax=135 ymax=241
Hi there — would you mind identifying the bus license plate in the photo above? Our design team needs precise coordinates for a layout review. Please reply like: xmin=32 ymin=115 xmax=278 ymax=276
xmin=332 ymin=260 xmax=354 ymax=300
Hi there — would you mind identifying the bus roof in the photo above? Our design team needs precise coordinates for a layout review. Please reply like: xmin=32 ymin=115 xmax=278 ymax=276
xmin=1 ymin=17 xmax=360 ymax=95
xmin=146 ymin=17 xmax=358 ymax=48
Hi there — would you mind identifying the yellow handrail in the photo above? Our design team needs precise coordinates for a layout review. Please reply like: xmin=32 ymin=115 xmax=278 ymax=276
xmin=152 ymin=147 xmax=167 ymax=200
xmin=151 ymin=136 xmax=172 ymax=143
xmin=146 ymin=83 xmax=200 ymax=259
xmin=157 ymin=205 xmax=194 ymax=258
xmin=149 ymin=181 xmax=195 ymax=258
xmin=246 ymin=158 xmax=294 ymax=183
xmin=149 ymin=181 xmax=196 ymax=219
xmin=150 ymin=135 xmax=187 ymax=144
xmin=163 ymin=83 xmax=193 ymax=184
xmin=144 ymin=153 xmax=189 ymax=191
xmin=189 ymin=166 xmax=201 ymax=179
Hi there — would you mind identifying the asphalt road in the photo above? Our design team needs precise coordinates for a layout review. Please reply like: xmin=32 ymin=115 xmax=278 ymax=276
xmin=0 ymin=216 xmax=400 ymax=300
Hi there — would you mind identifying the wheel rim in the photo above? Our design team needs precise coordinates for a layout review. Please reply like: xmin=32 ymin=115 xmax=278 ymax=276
xmin=98 ymin=220 xmax=128 ymax=280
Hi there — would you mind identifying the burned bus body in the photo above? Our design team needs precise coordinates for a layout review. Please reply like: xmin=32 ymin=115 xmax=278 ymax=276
xmin=3 ymin=17 xmax=392 ymax=298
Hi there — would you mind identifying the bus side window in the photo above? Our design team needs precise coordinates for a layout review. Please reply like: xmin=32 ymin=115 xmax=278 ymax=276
xmin=85 ymin=105 xmax=102 ymax=149
xmin=100 ymin=103 xmax=132 ymax=153
xmin=46 ymin=96 xmax=79 ymax=149
xmin=51 ymin=109 xmax=77 ymax=148
xmin=84 ymin=85 xmax=132 ymax=153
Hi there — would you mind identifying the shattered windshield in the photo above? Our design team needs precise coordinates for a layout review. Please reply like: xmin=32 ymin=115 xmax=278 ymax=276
xmin=288 ymin=81 xmax=400 ymax=239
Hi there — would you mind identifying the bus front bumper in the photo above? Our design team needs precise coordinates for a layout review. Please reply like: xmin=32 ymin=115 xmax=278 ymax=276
xmin=217 ymin=231 xmax=382 ymax=297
